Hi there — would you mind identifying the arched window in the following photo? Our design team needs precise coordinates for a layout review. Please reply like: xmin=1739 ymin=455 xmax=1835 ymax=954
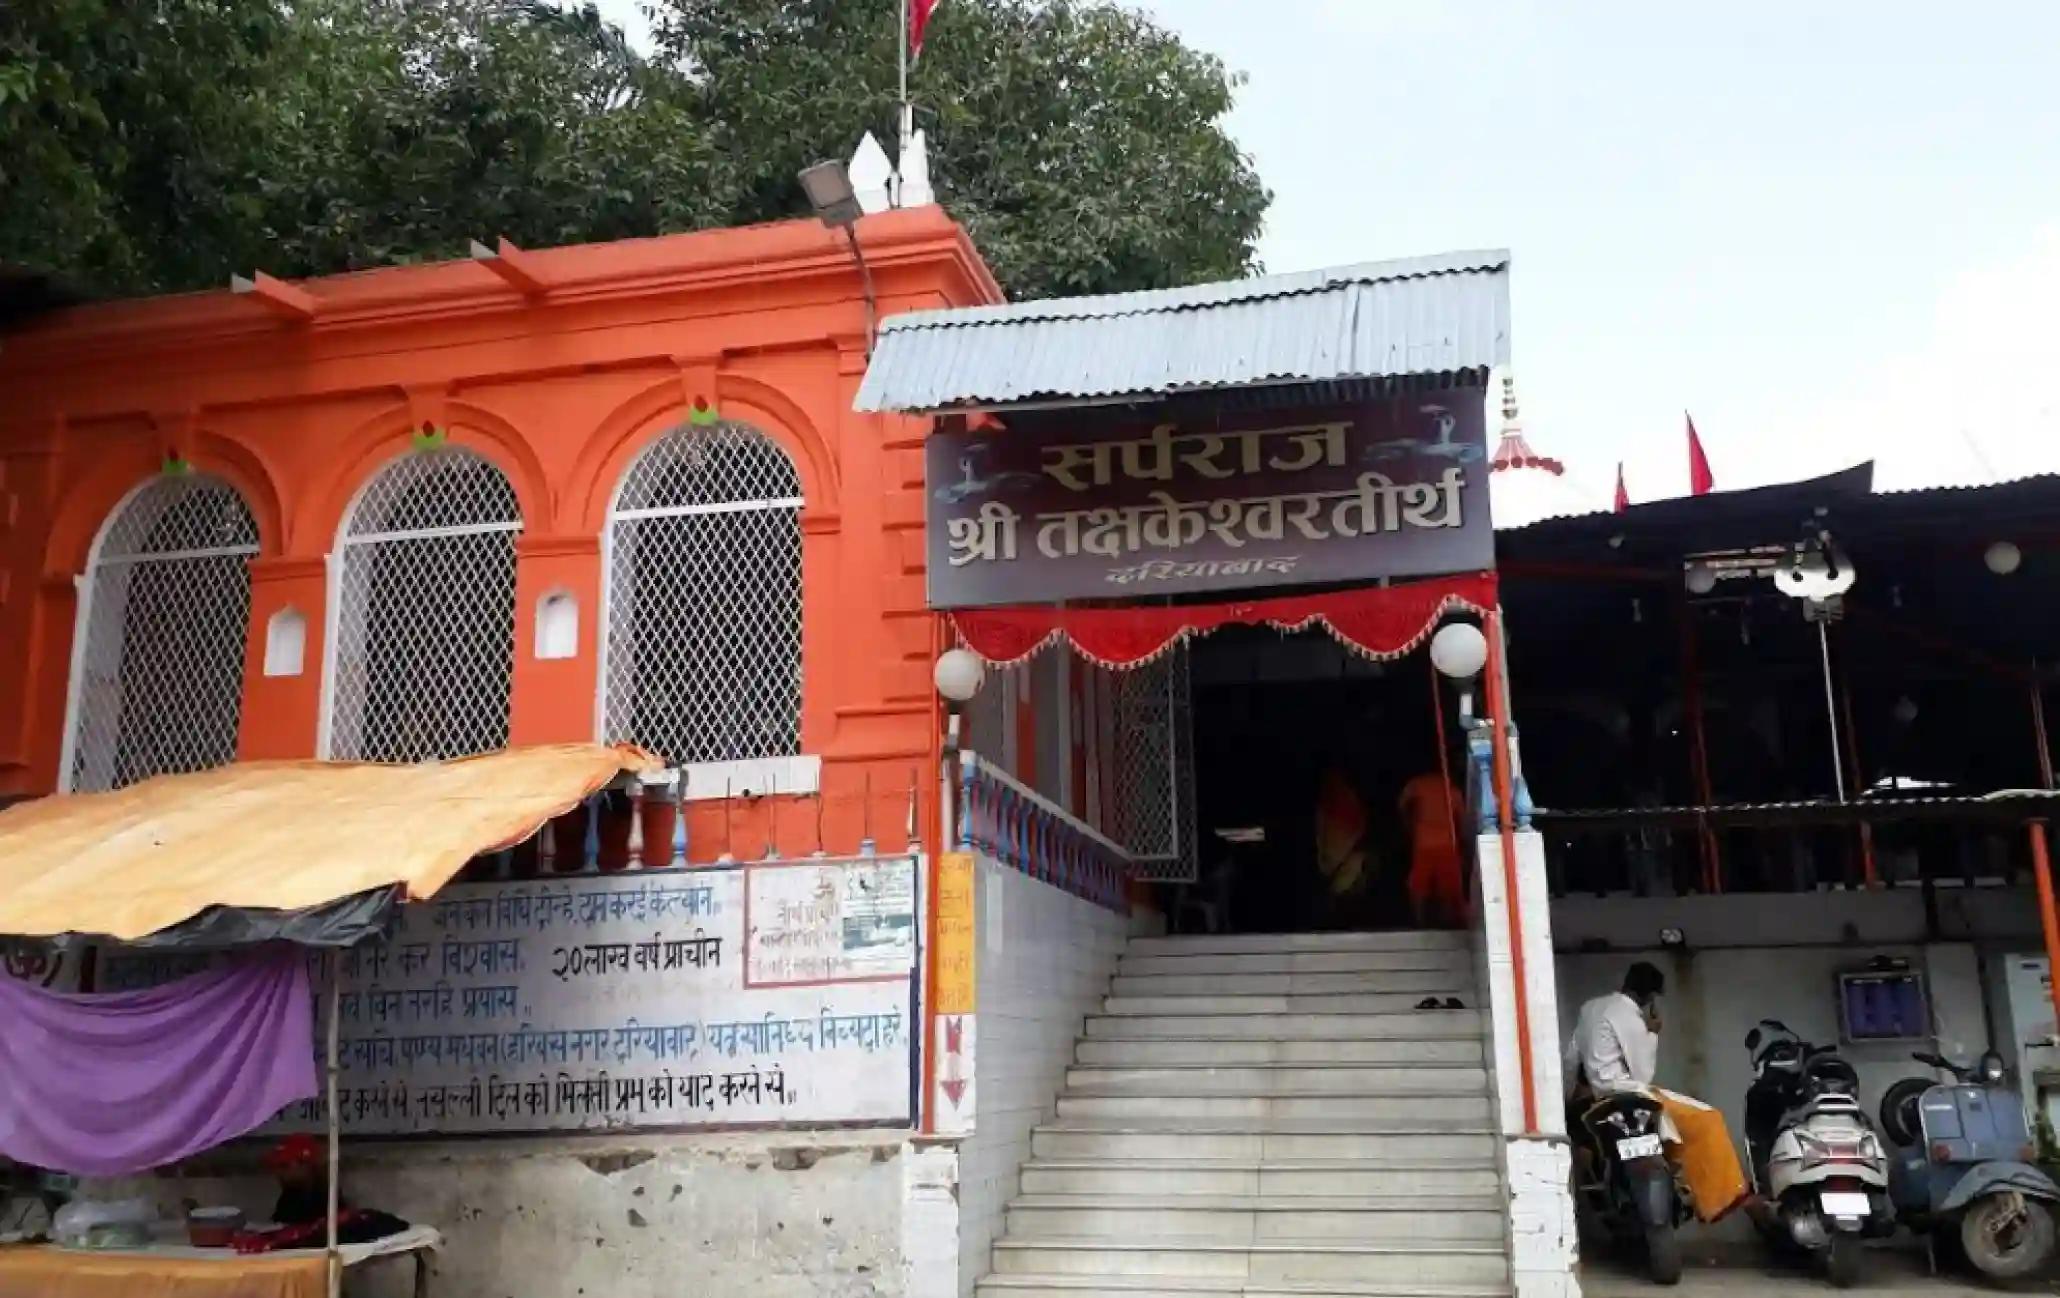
xmin=602 ymin=423 xmax=803 ymax=766
xmin=327 ymin=447 xmax=521 ymax=762
xmin=63 ymin=474 xmax=259 ymax=792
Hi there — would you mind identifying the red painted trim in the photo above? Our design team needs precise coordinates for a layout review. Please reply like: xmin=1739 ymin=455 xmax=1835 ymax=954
xmin=1486 ymin=610 xmax=1538 ymax=1135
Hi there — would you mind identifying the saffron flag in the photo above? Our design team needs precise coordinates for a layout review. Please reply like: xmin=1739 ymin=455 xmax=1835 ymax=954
xmin=1614 ymin=462 xmax=1629 ymax=513
xmin=1687 ymin=413 xmax=1715 ymax=496
xmin=910 ymin=0 xmax=943 ymax=57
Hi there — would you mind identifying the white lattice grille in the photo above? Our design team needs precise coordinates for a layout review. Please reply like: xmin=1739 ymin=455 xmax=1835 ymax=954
xmin=65 ymin=475 xmax=258 ymax=792
xmin=603 ymin=423 xmax=804 ymax=766
xmin=328 ymin=448 xmax=520 ymax=763
xmin=1112 ymin=646 xmax=1199 ymax=881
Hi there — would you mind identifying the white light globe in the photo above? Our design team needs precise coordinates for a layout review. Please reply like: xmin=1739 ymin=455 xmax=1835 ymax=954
xmin=1429 ymin=622 xmax=1488 ymax=681
xmin=1985 ymin=541 xmax=2023 ymax=575
xmin=1684 ymin=562 xmax=1718 ymax=595
xmin=933 ymin=648 xmax=986 ymax=703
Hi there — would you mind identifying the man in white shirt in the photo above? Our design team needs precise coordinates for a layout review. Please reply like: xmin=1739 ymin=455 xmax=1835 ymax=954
xmin=1565 ymin=961 xmax=1751 ymax=1223
xmin=1566 ymin=961 xmax=1664 ymax=1096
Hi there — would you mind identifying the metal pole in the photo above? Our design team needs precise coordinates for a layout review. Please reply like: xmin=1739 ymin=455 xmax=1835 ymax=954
xmin=1485 ymin=610 xmax=1539 ymax=1134
xmin=897 ymin=0 xmax=912 ymax=167
xmin=1676 ymin=599 xmax=1722 ymax=892
xmin=1818 ymin=619 xmax=1847 ymax=803
xmin=1834 ymin=647 xmax=1878 ymax=886
xmin=2026 ymin=676 xmax=2060 ymax=1042
xmin=1427 ymin=652 xmax=1462 ymax=867
xmin=2033 ymin=673 xmax=2055 ymax=790
xmin=325 ymin=951 xmax=341 ymax=1298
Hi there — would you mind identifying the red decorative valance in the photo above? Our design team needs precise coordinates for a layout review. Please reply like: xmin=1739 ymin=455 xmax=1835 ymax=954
xmin=952 ymin=572 xmax=1498 ymax=670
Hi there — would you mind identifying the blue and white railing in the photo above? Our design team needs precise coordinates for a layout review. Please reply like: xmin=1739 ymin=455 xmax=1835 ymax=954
xmin=956 ymin=751 xmax=1132 ymax=912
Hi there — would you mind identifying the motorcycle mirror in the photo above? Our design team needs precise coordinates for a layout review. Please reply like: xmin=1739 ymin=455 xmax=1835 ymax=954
xmin=1746 ymin=1028 xmax=1762 ymax=1050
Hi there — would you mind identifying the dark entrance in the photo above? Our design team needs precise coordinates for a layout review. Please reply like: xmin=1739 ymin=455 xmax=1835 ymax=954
xmin=1187 ymin=626 xmax=1458 ymax=934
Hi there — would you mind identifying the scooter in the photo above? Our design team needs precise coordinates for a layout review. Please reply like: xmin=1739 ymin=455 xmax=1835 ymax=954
xmin=1743 ymin=1021 xmax=1894 ymax=1288
xmin=1572 ymin=1089 xmax=1690 ymax=1285
xmin=1879 ymin=1048 xmax=2059 ymax=1282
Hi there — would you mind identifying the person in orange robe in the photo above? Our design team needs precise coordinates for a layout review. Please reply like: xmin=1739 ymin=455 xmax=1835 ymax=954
xmin=1398 ymin=767 xmax=1466 ymax=929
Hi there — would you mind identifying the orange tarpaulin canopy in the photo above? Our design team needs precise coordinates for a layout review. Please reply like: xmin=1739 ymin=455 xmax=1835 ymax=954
xmin=0 ymin=744 xmax=658 ymax=942
xmin=0 ymin=1246 xmax=326 ymax=1298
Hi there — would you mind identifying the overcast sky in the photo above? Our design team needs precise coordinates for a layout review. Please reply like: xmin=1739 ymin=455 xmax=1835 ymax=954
xmin=593 ymin=1 xmax=2060 ymax=505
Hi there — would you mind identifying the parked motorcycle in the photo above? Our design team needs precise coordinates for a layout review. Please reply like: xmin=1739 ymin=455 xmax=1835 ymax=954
xmin=1879 ymin=1048 xmax=2059 ymax=1281
xmin=1572 ymin=1089 xmax=1690 ymax=1285
xmin=1743 ymin=1021 xmax=1894 ymax=1288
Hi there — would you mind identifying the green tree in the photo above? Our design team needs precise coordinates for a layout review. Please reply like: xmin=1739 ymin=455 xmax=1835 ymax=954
xmin=653 ymin=0 xmax=1270 ymax=298
xmin=0 ymin=0 xmax=1268 ymax=301
xmin=0 ymin=0 xmax=286 ymax=293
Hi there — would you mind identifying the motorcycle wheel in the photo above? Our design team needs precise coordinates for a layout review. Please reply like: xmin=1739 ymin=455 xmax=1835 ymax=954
xmin=1825 ymin=1234 xmax=1863 ymax=1289
xmin=1960 ymin=1193 xmax=2056 ymax=1281
xmin=1644 ymin=1222 xmax=1683 ymax=1286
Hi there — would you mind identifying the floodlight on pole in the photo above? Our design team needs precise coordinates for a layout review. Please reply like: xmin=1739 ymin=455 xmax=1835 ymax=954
xmin=798 ymin=160 xmax=877 ymax=352
xmin=799 ymin=160 xmax=863 ymax=229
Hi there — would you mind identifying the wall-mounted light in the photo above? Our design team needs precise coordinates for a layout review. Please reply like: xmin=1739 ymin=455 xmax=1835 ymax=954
xmin=934 ymin=648 xmax=986 ymax=755
xmin=1430 ymin=621 xmax=1488 ymax=723
xmin=1985 ymin=540 xmax=2023 ymax=575
xmin=1684 ymin=562 xmax=1717 ymax=595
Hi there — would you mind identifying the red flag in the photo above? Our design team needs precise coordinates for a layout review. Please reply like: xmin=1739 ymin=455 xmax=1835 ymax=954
xmin=909 ymin=0 xmax=942 ymax=57
xmin=1613 ymin=462 xmax=1629 ymax=513
xmin=1686 ymin=413 xmax=1715 ymax=496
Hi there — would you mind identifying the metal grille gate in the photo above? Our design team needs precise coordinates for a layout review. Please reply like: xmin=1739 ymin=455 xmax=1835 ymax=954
xmin=602 ymin=423 xmax=804 ymax=766
xmin=63 ymin=475 xmax=258 ymax=792
xmin=1110 ymin=646 xmax=1199 ymax=882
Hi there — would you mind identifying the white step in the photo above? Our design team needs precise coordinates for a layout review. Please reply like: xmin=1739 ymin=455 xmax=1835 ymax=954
xmin=1111 ymin=971 xmax=1473 ymax=997
xmin=1106 ymin=994 xmax=1476 ymax=1016
xmin=1031 ymin=1127 xmax=1498 ymax=1163
xmin=979 ymin=1278 xmax=1508 ymax=1298
xmin=1077 ymin=1038 xmax=1484 ymax=1067
xmin=1087 ymin=1012 xmax=1480 ymax=1041
xmin=1063 ymin=1065 xmax=1488 ymax=1096
xmin=1019 ymin=1160 xmax=1503 ymax=1198
xmin=1006 ymin=1195 xmax=1503 ymax=1244
xmin=1120 ymin=950 xmax=1476 ymax=977
xmin=1056 ymin=1094 xmax=1492 ymax=1123
xmin=990 ymin=1239 xmax=1510 ymax=1287
xmin=1127 ymin=932 xmax=1469 ymax=956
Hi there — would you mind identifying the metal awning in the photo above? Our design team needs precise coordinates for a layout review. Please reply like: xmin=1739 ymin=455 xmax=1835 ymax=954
xmin=855 ymin=250 xmax=1511 ymax=414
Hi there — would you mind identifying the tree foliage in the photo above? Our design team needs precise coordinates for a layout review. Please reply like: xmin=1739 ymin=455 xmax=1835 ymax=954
xmin=0 ymin=0 xmax=1268 ymax=300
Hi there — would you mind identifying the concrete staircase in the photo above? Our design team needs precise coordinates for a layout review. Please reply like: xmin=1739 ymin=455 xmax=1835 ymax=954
xmin=976 ymin=930 xmax=1508 ymax=1298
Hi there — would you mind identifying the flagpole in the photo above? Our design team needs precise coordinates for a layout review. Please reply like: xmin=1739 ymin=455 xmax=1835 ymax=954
xmin=898 ymin=0 xmax=912 ymax=163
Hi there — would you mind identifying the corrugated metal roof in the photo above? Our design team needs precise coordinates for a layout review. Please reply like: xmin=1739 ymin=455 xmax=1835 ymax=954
xmin=854 ymin=250 xmax=1511 ymax=413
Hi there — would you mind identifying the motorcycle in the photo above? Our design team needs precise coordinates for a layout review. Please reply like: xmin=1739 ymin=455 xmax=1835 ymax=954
xmin=1572 ymin=1089 xmax=1690 ymax=1285
xmin=1743 ymin=1020 xmax=1894 ymax=1288
xmin=1879 ymin=1048 xmax=2059 ymax=1282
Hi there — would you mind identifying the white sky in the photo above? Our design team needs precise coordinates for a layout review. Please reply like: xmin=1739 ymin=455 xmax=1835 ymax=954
xmin=592 ymin=0 xmax=2060 ymax=504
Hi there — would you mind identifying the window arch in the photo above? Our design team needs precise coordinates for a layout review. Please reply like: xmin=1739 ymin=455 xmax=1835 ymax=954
xmin=602 ymin=422 xmax=804 ymax=766
xmin=326 ymin=447 xmax=521 ymax=762
xmin=62 ymin=474 xmax=259 ymax=792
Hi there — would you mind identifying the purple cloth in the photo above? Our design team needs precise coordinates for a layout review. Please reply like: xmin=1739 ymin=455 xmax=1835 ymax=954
xmin=0 ymin=949 xmax=316 ymax=1175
